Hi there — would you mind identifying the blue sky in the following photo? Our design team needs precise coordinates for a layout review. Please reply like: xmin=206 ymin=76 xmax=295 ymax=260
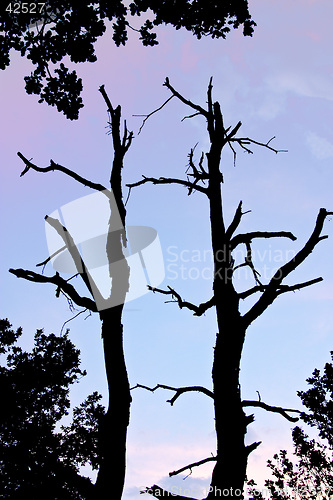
xmin=1 ymin=0 xmax=333 ymax=498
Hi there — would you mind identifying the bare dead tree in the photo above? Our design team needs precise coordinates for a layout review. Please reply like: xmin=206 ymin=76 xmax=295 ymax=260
xmin=128 ymin=78 xmax=332 ymax=499
xmin=9 ymin=86 xmax=133 ymax=499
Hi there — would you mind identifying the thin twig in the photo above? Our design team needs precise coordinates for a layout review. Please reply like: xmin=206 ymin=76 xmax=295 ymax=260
xmin=133 ymin=95 xmax=174 ymax=134
xmin=60 ymin=308 xmax=88 ymax=336
xmin=169 ymin=455 xmax=217 ymax=477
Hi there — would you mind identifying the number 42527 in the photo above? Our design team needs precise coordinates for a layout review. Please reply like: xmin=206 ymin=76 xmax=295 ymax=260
xmin=6 ymin=3 xmax=46 ymax=14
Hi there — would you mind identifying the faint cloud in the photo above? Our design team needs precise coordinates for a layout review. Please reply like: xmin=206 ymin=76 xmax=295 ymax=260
xmin=155 ymin=474 xmax=213 ymax=499
xmin=257 ymin=91 xmax=286 ymax=120
xmin=306 ymin=131 xmax=333 ymax=160
xmin=124 ymin=439 xmax=216 ymax=499
xmin=269 ymin=71 xmax=333 ymax=102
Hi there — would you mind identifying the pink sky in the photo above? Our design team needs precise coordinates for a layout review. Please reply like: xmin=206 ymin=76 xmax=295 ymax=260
xmin=1 ymin=1 xmax=333 ymax=497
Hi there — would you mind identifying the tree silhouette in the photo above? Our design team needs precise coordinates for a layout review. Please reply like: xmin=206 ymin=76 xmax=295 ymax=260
xmin=127 ymin=78 xmax=332 ymax=499
xmin=0 ymin=318 xmax=104 ymax=500
xmin=2 ymin=3 xmax=257 ymax=497
xmin=9 ymin=86 xmax=133 ymax=499
xmin=0 ymin=0 xmax=255 ymax=119
xmin=248 ymin=352 xmax=333 ymax=500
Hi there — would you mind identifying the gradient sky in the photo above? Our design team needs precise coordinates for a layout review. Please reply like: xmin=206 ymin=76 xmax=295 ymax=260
xmin=1 ymin=1 xmax=333 ymax=498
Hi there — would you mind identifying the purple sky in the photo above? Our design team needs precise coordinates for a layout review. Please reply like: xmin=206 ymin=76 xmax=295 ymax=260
xmin=1 ymin=1 xmax=333 ymax=497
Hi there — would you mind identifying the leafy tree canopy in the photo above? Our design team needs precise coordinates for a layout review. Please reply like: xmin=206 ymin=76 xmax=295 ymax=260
xmin=248 ymin=352 xmax=333 ymax=500
xmin=0 ymin=0 xmax=255 ymax=119
xmin=0 ymin=318 xmax=105 ymax=500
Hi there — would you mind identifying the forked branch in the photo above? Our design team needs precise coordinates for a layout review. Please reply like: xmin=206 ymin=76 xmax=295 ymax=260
xmin=225 ymin=201 xmax=249 ymax=240
xmin=230 ymin=230 xmax=297 ymax=250
xmin=163 ymin=77 xmax=209 ymax=119
xmin=148 ymin=285 xmax=215 ymax=316
xmin=238 ymin=277 xmax=323 ymax=300
xmin=242 ymin=400 xmax=301 ymax=423
xmin=126 ymin=174 xmax=208 ymax=195
xmin=131 ymin=383 xmax=214 ymax=405
xmin=233 ymin=241 xmax=262 ymax=286
xmin=243 ymin=208 xmax=333 ymax=327
xmin=45 ymin=216 xmax=97 ymax=298
xmin=169 ymin=455 xmax=217 ymax=477
xmin=133 ymin=95 xmax=174 ymax=134
xmin=17 ymin=152 xmax=108 ymax=193
xmin=8 ymin=268 xmax=97 ymax=312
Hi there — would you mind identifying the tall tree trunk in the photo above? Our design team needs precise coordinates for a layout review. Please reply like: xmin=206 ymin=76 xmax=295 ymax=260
xmin=93 ymin=91 xmax=133 ymax=498
xmin=93 ymin=203 xmax=131 ymax=498
xmin=206 ymin=117 xmax=249 ymax=497
xmin=95 ymin=305 xmax=132 ymax=499
xmin=208 ymin=317 xmax=248 ymax=499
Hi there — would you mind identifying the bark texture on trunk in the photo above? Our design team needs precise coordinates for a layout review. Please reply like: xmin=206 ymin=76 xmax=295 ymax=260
xmin=205 ymin=98 xmax=250 ymax=498
xmin=94 ymin=306 xmax=131 ymax=499
xmin=93 ymin=89 xmax=133 ymax=499
xmin=208 ymin=320 xmax=247 ymax=499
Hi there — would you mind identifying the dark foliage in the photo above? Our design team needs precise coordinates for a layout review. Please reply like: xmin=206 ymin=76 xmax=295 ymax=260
xmin=0 ymin=318 xmax=105 ymax=499
xmin=0 ymin=0 xmax=255 ymax=118
xmin=298 ymin=352 xmax=333 ymax=448
xmin=248 ymin=354 xmax=333 ymax=500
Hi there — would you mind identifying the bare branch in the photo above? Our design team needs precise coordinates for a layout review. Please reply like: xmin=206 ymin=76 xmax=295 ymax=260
xmin=226 ymin=134 xmax=287 ymax=166
xmin=206 ymin=76 xmax=215 ymax=140
xmin=148 ymin=285 xmax=215 ymax=316
xmin=17 ymin=152 xmax=108 ymax=193
xmin=60 ymin=308 xmax=88 ymax=335
xmin=242 ymin=400 xmax=301 ymax=423
xmin=133 ymin=95 xmax=174 ymax=134
xmin=230 ymin=135 xmax=288 ymax=155
xmin=98 ymin=83 xmax=114 ymax=115
xmin=238 ymin=277 xmax=323 ymax=300
xmin=169 ymin=455 xmax=217 ymax=477
xmin=187 ymin=145 xmax=209 ymax=179
xmin=233 ymin=241 xmax=262 ymax=286
xmin=181 ymin=111 xmax=201 ymax=121
xmin=164 ymin=77 xmax=209 ymax=119
xmin=126 ymin=174 xmax=208 ymax=195
xmin=225 ymin=201 xmax=245 ymax=240
xmin=230 ymin=230 xmax=297 ymax=250
xmin=99 ymin=84 xmax=134 ymax=226
xmin=9 ymin=268 xmax=97 ymax=312
xmin=238 ymin=284 xmax=266 ymax=300
xmin=246 ymin=442 xmax=262 ymax=455
xmin=243 ymin=208 xmax=333 ymax=327
xmin=131 ymin=383 xmax=214 ymax=405
xmin=276 ymin=277 xmax=324 ymax=295
xmin=225 ymin=121 xmax=242 ymax=141
xmin=36 ymin=244 xmax=67 ymax=271
xmin=45 ymin=216 xmax=95 ymax=297
xmin=121 ymin=119 xmax=134 ymax=153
